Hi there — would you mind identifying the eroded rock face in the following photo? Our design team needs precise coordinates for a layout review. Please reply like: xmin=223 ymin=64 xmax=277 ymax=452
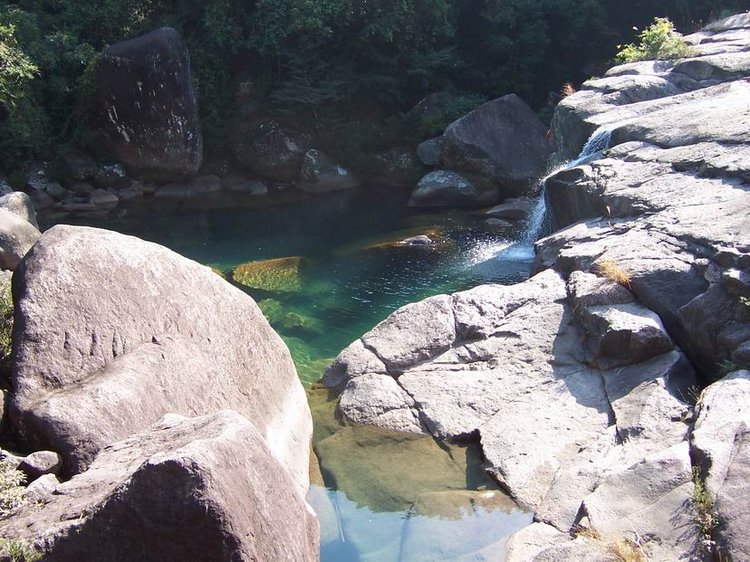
xmin=96 ymin=27 xmax=203 ymax=180
xmin=10 ymin=225 xmax=311 ymax=492
xmin=0 ymin=411 xmax=319 ymax=562
xmin=440 ymin=94 xmax=551 ymax=197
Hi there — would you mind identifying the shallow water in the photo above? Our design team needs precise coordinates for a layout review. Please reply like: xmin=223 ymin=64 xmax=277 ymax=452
xmin=58 ymin=186 xmax=536 ymax=560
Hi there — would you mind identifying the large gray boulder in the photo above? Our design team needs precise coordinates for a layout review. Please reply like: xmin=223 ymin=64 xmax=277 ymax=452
xmin=440 ymin=94 xmax=551 ymax=197
xmin=10 ymin=225 xmax=311 ymax=492
xmin=0 ymin=208 xmax=41 ymax=271
xmin=95 ymin=27 xmax=203 ymax=180
xmin=0 ymin=192 xmax=38 ymax=229
xmin=0 ymin=411 xmax=319 ymax=561
xmin=324 ymin=270 xmax=696 ymax=526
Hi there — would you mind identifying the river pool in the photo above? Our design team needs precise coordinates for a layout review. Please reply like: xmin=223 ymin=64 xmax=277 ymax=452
xmin=55 ymin=185 xmax=536 ymax=561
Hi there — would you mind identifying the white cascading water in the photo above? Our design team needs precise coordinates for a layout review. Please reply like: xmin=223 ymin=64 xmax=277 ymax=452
xmin=467 ymin=126 xmax=613 ymax=266
xmin=520 ymin=125 xmax=614 ymax=245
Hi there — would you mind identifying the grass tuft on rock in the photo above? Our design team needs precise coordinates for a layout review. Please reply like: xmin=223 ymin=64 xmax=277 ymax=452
xmin=0 ymin=462 xmax=26 ymax=516
xmin=594 ymin=259 xmax=632 ymax=288
xmin=576 ymin=526 xmax=646 ymax=562
xmin=692 ymin=466 xmax=719 ymax=555
xmin=0 ymin=538 xmax=41 ymax=562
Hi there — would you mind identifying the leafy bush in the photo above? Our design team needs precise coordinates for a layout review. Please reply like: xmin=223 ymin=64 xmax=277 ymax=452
xmin=0 ymin=283 xmax=13 ymax=377
xmin=616 ymin=17 xmax=695 ymax=63
xmin=0 ymin=538 xmax=40 ymax=562
xmin=0 ymin=462 xmax=25 ymax=516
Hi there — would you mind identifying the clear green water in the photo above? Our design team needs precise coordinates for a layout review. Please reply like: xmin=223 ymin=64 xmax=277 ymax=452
xmin=57 ymin=187 xmax=535 ymax=560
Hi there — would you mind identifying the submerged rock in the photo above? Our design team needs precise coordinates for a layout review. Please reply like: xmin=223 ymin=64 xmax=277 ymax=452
xmin=399 ymin=490 xmax=522 ymax=562
xmin=315 ymin=425 xmax=474 ymax=513
xmin=257 ymin=298 xmax=324 ymax=337
xmin=95 ymin=27 xmax=203 ymax=180
xmin=232 ymin=256 xmax=306 ymax=293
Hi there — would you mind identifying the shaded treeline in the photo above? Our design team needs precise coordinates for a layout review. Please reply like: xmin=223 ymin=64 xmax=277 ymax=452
xmin=0 ymin=0 xmax=746 ymax=171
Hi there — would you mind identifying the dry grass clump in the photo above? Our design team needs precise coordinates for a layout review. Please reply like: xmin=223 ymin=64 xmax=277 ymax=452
xmin=561 ymin=81 xmax=577 ymax=97
xmin=576 ymin=526 xmax=646 ymax=562
xmin=595 ymin=259 xmax=632 ymax=288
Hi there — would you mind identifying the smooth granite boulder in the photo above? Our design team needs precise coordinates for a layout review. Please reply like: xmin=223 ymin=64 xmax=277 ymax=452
xmin=0 ymin=411 xmax=319 ymax=561
xmin=10 ymin=225 xmax=311 ymax=492
xmin=0 ymin=208 xmax=41 ymax=271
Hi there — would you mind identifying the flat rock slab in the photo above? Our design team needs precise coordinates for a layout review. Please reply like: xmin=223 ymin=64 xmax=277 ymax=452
xmin=326 ymin=268 xmax=695 ymax=523
xmin=0 ymin=411 xmax=318 ymax=561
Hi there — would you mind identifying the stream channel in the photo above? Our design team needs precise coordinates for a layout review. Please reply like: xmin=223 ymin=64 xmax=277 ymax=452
xmin=57 ymin=185 xmax=548 ymax=561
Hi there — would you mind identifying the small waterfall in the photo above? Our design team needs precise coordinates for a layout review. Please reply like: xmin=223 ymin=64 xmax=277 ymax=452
xmin=520 ymin=189 xmax=548 ymax=245
xmin=517 ymin=126 xmax=613 ymax=246
xmin=568 ymin=126 xmax=613 ymax=168
xmin=467 ymin=126 xmax=613 ymax=266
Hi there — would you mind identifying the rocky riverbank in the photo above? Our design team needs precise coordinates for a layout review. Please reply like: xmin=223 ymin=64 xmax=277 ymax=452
xmin=324 ymin=11 xmax=750 ymax=561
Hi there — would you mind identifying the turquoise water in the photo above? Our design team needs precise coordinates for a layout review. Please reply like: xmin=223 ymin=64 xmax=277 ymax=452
xmin=57 ymin=186 xmax=535 ymax=560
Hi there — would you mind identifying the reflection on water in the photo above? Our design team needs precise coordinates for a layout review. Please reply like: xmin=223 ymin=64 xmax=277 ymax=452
xmin=57 ymin=187 xmax=539 ymax=561
xmin=310 ymin=486 xmax=531 ymax=562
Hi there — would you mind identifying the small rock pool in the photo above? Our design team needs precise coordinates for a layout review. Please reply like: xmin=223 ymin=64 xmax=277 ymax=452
xmin=55 ymin=186 xmax=536 ymax=561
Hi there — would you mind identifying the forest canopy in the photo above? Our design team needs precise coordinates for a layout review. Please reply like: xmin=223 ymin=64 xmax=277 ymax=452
xmin=0 ymin=0 xmax=746 ymax=169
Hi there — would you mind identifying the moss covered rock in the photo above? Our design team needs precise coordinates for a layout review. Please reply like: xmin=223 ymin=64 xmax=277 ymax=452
xmin=232 ymin=256 xmax=306 ymax=293
xmin=258 ymin=299 xmax=324 ymax=336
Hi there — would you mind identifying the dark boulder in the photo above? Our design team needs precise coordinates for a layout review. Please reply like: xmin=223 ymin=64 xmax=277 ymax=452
xmin=364 ymin=147 xmax=426 ymax=188
xmin=299 ymin=149 xmax=360 ymax=193
xmin=440 ymin=94 xmax=551 ymax=197
xmin=416 ymin=137 xmax=443 ymax=167
xmin=232 ymin=120 xmax=310 ymax=183
xmin=95 ymin=27 xmax=203 ymax=181
xmin=408 ymin=170 xmax=491 ymax=207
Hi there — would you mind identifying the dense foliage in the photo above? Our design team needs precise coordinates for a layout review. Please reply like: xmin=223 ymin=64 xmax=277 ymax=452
xmin=0 ymin=0 xmax=746 ymax=171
